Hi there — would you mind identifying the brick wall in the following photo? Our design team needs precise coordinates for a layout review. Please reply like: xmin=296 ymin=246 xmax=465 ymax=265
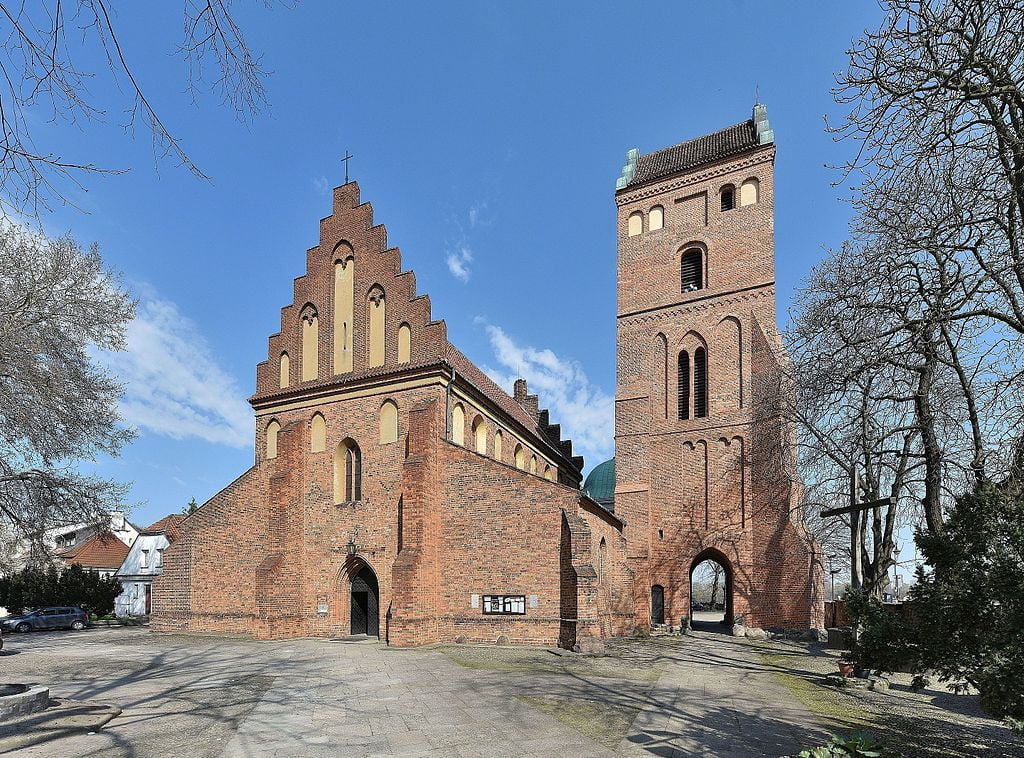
xmin=614 ymin=123 xmax=825 ymax=631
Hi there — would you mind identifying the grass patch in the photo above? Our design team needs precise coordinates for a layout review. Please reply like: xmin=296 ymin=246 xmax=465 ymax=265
xmin=758 ymin=652 xmax=877 ymax=731
xmin=516 ymin=694 xmax=639 ymax=748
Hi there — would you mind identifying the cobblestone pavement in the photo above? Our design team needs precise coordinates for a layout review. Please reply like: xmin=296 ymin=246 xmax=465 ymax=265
xmin=0 ymin=626 xmax=824 ymax=757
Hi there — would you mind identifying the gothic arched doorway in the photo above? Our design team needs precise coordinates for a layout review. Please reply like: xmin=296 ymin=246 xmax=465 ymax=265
xmin=689 ymin=549 xmax=733 ymax=629
xmin=350 ymin=564 xmax=380 ymax=637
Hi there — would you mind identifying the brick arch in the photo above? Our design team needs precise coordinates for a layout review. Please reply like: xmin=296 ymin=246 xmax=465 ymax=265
xmin=332 ymin=239 xmax=354 ymax=261
xmin=689 ymin=547 xmax=735 ymax=627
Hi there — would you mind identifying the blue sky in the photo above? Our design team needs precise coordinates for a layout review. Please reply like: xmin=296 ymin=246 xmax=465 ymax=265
xmin=36 ymin=2 xmax=885 ymax=533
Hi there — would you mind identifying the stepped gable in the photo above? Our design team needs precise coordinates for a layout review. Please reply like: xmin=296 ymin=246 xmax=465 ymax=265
xmin=249 ymin=180 xmax=583 ymax=476
xmin=253 ymin=181 xmax=448 ymax=399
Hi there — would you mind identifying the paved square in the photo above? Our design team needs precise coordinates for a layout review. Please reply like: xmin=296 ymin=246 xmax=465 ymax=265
xmin=0 ymin=627 xmax=824 ymax=757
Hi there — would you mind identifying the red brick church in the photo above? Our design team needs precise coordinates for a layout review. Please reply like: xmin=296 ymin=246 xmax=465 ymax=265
xmin=153 ymin=105 xmax=824 ymax=645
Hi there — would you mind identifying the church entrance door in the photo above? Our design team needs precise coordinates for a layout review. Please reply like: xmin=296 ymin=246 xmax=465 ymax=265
xmin=350 ymin=565 xmax=379 ymax=636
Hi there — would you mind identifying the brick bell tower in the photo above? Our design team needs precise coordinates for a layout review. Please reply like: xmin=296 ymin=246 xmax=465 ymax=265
xmin=613 ymin=105 xmax=824 ymax=632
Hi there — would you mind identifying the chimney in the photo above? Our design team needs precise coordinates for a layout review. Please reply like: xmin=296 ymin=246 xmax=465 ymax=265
xmin=513 ymin=378 xmax=528 ymax=404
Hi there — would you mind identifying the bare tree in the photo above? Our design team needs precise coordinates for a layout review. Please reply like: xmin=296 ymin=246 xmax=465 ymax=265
xmin=0 ymin=220 xmax=135 ymax=567
xmin=0 ymin=0 xmax=272 ymax=219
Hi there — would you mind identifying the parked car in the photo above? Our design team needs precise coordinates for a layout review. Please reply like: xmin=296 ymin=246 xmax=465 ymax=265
xmin=1 ymin=607 xmax=89 ymax=633
xmin=691 ymin=601 xmax=708 ymax=611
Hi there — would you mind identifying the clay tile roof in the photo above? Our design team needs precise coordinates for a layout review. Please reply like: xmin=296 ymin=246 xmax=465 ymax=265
xmin=60 ymin=532 xmax=130 ymax=571
xmin=143 ymin=514 xmax=186 ymax=543
xmin=625 ymin=120 xmax=758 ymax=189
xmin=442 ymin=344 xmax=581 ymax=472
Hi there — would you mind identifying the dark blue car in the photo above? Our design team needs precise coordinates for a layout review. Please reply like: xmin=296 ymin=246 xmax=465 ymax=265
xmin=1 ymin=607 xmax=89 ymax=633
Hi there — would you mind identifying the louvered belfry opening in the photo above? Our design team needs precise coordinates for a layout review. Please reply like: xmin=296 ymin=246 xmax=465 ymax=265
xmin=681 ymin=249 xmax=703 ymax=292
xmin=721 ymin=187 xmax=735 ymax=211
xmin=693 ymin=347 xmax=708 ymax=418
xmin=678 ymin=351 xmax=691 ymax=420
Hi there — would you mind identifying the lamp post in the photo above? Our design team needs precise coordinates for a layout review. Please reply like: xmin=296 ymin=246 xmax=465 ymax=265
xmin=827 ymin=553 xmax=841 ymax=628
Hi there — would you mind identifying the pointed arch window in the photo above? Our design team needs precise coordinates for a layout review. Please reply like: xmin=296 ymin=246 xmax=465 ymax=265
xmin=472 ymin=415 xmax=487 ymax=454
xmin=681 ymin=248 xmax=704 ymax=293
xmin=368 ymin=287 xmax=386 ymax=368
xmin=334 ymin=439 xmax=362 ymax=502
xmin=397 ymin=323 xmax=411 ymax=363
xmin=333 ymin=254 xmax=354 ymax=374
xmin=451 ymin=404 xmax=465 ymax=446
xmin=494 ymin=430 xmax=503 ymax=462
xmin=300 ymin=306 xmax=319 ymax=381
xmin=266 ymin=420 xmax=280 ymax=459
xmin=279 ymin=352 xmax=290 ymax=388
xmin=310 ymin=413 xmax=326 ymax=453
xmin=677 ymin=351 xmax=690 ymax=420
xmin=514 ymin=444 xmax=525 ymax=470
xmin=693 ymin=347 xmax=708 ymax=418
xmin=379 ymin=400 xmax=398 ymax=444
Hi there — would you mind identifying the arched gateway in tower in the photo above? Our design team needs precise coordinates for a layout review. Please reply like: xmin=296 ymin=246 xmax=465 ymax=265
xmin=612 ymin=104 xmax=825 ymax=631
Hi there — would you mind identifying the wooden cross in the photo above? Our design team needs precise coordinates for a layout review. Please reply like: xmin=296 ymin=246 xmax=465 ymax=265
xmin=342 ymin=151 xmax=355 ymax=183
xmin=820 ymin=467 xmax=897 ymax=589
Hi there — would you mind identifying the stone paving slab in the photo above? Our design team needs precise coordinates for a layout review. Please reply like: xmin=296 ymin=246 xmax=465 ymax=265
xmin=0 ymin=625 xmax=825 ymax=757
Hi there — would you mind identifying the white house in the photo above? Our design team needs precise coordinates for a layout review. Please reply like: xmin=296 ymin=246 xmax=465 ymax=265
xmin=114 ymin=515 xmax=184 ymax=618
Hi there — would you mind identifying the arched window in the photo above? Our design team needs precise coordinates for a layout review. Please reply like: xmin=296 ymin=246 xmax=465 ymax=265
xmin=379 ymin=400 xmax=398 ymax=444
xmin=514 ymin=444 xmax=525 ymax=470
xmin=334 ymin=254 xmax=354 ymax=374
xmin=720 ymin=185 xmax=735 ymax=211
xmin=693 ymin=347 xmax=708 ymax=418
xmin=740 ymin=177 xmax=760 ymax=206
xmin=301 ymin=306 xmax=319 ymax=381
xmin=310 ymin=413 xmax=326 ymax=453
xmin=530 ymin=454 xmax=538 ymax=474
xmin=266 ymin=419 xmax=280 ymax=459
xmin=334 ymin=439 xmax=362 ymax=502
xmin=472 ymin=415 xmax=487 ymax=454
xmin=279 ymin=352 xmax=290 ymax=388
xmin=598 ymin=537 xmax=607 ymax=585
xmin=678 ymin=351 xmax=691 ymax=420
xmin=368 ymin=287 xmax=386 ymax=368
xmin=649 ymin=205 xmax=664 ymax=231
xmin=681 ymin=248 xmax=703 ymax=292
xmin=627 ymin=211 xmax=643 ymax=237
xmin=544 ymin=465 xmax=553 ymax=481
xmin=397 ymin=323 xmax=411 ymax=363
xmin=494 ymin=430 xmax=503 ymax=462
xmin=451 ymin=404 xmax=465 ymax=446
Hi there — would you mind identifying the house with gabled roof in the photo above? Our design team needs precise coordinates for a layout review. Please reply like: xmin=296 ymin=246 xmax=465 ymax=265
xmin=114 ymin=515 xmax=185 ymax=617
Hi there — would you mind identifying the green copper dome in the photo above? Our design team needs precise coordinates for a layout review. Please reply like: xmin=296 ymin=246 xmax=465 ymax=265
xmin=583 ymin=458 xmax=615 ymax=510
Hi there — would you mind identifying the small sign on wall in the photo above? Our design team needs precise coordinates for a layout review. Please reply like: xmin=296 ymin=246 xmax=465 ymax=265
xmin=529 ymin=595 xmax=538 ymax=609
xmin=470 ymin=594 xmax=479 ymax=609
xmin=317 ymin=597 xmax=329 ymax=615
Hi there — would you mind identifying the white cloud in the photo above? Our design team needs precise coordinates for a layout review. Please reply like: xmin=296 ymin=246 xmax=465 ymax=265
xmin=476 ymin=321 xmax=613 ymax=468
xmin=446 ymin=245 xmax=474 ymax=283
xmin=468 ymin=202 xmax=490 ymax=228
xmin=313 ymin=175 xmax=330 ymax=196
xmin=101 ymin=289 xmax=252 ymax=448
